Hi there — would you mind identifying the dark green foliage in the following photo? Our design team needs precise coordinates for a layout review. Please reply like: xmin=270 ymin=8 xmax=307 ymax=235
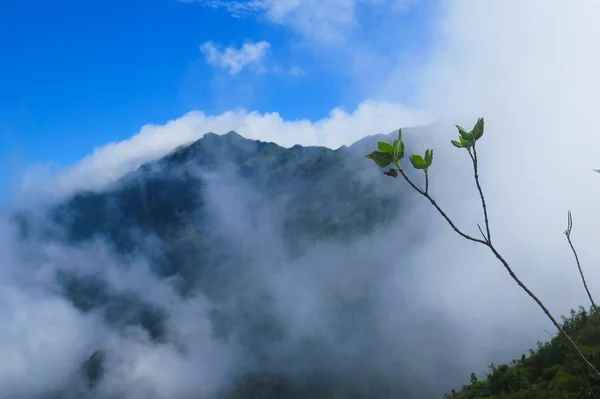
xmin=447 ymin=306 xmax=600 ymax=398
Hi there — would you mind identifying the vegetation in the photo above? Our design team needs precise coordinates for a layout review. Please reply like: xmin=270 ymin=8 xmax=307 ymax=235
xmin=367 ymin=119 xmax=600 ymax=397
xmin=447 ymin=306 xmax=600 ymax=398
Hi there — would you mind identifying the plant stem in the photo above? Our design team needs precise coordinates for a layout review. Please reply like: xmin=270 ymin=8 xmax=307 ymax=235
xmin=397 ymin=168 xmax=486 ymax=245
xmin=471 ymin=145 xmax=491 ymax=243
xmin=393 ymin=147 xmax=600 ymax=378
xmin=564 ymin=210 xmax=597 ymax=310
xmin=486 ymin=243 xmax=600 ymax=377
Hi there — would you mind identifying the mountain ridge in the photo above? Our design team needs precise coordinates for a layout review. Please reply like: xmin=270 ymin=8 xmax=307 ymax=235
xmin=15 ymin=126 xmax=452 ymax=399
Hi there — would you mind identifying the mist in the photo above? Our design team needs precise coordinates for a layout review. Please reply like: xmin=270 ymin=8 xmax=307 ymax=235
xmin=3 ymin=0 xmax=600 ymax=398
xmin=407 ymin=0 xmax=600 ymax=365
xmin=0 ymin=141 xmax=485 ymax=398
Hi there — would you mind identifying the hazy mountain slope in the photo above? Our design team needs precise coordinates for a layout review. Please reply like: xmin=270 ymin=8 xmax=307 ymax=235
xmin=49 ymin=130 xmax=408 ymax=248
xmin=14 ymin=128 xmax=452 ymax=399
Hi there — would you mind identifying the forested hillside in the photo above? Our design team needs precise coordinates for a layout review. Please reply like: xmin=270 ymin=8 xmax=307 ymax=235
xmin=447 ymin=306 xmax=600 ymax=398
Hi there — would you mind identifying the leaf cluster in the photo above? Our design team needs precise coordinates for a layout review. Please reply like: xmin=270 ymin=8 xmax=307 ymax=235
xmin=451 ymin=118 xmax=484 ymax=149
xmin=365 ymin=129 xmax=406 ymax=168
xmin=365 ymin=129 xmax=434 ymax=173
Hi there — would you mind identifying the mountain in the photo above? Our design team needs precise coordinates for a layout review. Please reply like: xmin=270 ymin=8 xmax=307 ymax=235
xmin=16 ymin=128 xmax=446 ymax=399
xmin=40 ymin=130 xmax=416 ymax=297
xmin=47 ymin=130 xmax=406 ymax=251
xmin=18 ymin=128 xmax=600 ymax=398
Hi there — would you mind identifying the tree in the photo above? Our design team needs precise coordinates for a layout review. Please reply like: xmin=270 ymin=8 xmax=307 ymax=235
xmin=366 ymin=118 xmax=600 ymax=378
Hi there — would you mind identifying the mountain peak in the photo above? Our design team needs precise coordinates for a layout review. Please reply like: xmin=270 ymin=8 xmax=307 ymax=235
xmin=201 ymin=130 xmax=246 ymax=142
xmin=224 ymin=130 xmax=244 ymax=139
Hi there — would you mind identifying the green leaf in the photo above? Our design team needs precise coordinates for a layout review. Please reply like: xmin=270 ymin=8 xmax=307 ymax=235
xmin=393 ymin=133 xmax=404 ymax=162
xmin=594 ymin=169 xmax=600 ymax=173
xmin=456 ymin=125 xmax=472 ymax=141
xmin=378 ymin=141 xmax=394 ymax=155
xmin=451 ymin=140 xmax=465 ymax=148
xmin=472 ymin=118 xmax=484 ymax=140
xmin=424 ymin=149 xmax=434 ymax=167
xmin=409 ymin=154 xmax=428 ymax=170
xmin=366 ymin=151 xmax=394 ymax=167
xmin=459 ymin=135 xmax=472 ymax=148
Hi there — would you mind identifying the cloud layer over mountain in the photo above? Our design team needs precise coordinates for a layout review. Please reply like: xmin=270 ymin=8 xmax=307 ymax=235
xmin=3 ymin=1 xmax=600 ymax=398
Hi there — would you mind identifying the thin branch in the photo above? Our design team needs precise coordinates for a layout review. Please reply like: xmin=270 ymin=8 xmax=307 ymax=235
xmin=425 ymin=171 xmax=429 ymax=194
xmin=396 ymin=168 xmax=488 ymax=245
xmin=477 ymin=224 xmax=488 ymax=243
xmin=580 ymin=357 xmax=597 ymax=399
xmin=486 ymin=243 xmax=600 ymax=378
xmin=564 ymin=210 xmax=597 ymax=310
xmin=471 ymin=144 xmax=492 ymax=243
xmin=394 ymin=146 xmax=600 ymax=379
xmin=468 ymin=148 xmax=600 ymax=378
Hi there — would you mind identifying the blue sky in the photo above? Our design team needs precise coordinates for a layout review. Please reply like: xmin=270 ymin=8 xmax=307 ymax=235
xmin=0 ymin=0 xmax=436 ymax=198
xmin=0 ymin=0 xmax=431 ymax=164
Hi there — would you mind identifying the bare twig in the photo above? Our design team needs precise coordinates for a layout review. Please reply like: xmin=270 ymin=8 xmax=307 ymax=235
xmin=564 ymin=210 xmax=597 ymax=310
xmin=477 ymin=224 xmax=488 ymax=243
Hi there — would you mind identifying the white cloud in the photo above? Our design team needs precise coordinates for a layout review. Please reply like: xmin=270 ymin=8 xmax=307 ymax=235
xmin=200 ymin=40 xmax=271 ymax=75
xmin=185 ymin=0 xmax=416 ymax=43
xmin=12 ymin=0 xmax=600 ymax=389
xmin=0 ymin=210 xmax=240 ymax=398
xmin=18 ymin=100 xmax=430 ymax=198
xmin=180 ymin=0 xmax=267 ymax=18
xmin=0 ymin=285 xmax=100 ymax=397
xmin=183 ymin=0 xmax=600 ymax=377
xmin=188 ymin=0 xmax=357 ymax=42
xmin=374 ymin=0 xmax=600 ymax=367
xmin=261 ymin=0 xmax=359 ymax=42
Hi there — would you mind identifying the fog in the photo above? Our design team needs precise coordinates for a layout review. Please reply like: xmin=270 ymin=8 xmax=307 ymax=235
xmin=3 ymin=0 xmax=600 ymax=398
xmin=0 ymin=149 xmax=475 ymax=398
xmin=407 ymin=0 xmax=600 ymax=366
